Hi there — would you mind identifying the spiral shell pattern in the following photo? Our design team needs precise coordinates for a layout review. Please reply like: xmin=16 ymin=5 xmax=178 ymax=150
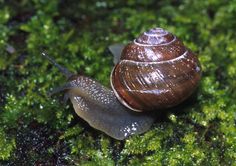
xmin=111 ymin=28 xmax=201 ymax=112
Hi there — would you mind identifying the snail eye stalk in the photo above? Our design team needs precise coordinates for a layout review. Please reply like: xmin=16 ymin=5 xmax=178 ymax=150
xmin=41 ymin=52 xmax=74 ymax=79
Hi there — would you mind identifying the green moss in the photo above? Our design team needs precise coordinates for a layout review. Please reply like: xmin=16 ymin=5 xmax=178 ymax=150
xmin=0 ymin=129 xmax=15 ymax=160
xmin=0 ymin=0 xmax=236 ymax=165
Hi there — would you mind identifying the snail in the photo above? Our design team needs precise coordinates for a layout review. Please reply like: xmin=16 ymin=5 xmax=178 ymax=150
xmin=42 ymin=27 xmax=201 ymax=140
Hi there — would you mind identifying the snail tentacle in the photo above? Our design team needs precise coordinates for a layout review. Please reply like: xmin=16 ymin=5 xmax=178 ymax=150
xmin=42 ymin=52 xmax=74 ymax=79
xmin=108 ymin=44 xmax=125 ymax=64
xmin=48 ymin=82 xmax=77 ymax=97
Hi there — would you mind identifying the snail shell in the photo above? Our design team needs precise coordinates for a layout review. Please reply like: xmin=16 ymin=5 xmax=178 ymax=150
xmin=111 ymin=28 xmax=201 ymax=112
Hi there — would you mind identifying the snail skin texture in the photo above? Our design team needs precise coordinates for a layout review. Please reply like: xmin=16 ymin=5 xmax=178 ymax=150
xmin=43 ymin=27 xmax=201 ymax=140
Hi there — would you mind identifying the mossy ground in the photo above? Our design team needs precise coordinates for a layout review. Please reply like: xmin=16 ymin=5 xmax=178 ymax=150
xmin=0 ymin=0 xmax=236 ymax=165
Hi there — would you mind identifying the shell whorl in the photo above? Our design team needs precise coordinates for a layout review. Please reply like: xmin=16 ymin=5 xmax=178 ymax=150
xmin=120 ymin=28 xmax=186 ymax=62
xmin=111 ymin=27 xmax=201 ymax=112
xmin=134 ymin=28 xmax=174 ymax=46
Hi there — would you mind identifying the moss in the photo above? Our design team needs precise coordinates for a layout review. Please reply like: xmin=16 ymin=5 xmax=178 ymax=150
xmin=0 ymin=129 xmax=15 ymax=160
xmin=0 ymin=0 xmax=236 ymax=165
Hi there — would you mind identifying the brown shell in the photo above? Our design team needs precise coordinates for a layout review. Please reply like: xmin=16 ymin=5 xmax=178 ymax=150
xmin=111 ymin=28 xmax=201 ymax=112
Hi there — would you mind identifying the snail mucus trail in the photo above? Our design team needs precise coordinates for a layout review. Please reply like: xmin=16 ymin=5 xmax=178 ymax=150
xmin=42 ymin=27 xmax=201 ymax=140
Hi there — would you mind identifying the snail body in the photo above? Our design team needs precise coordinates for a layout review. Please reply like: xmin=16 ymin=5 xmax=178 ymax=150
xmin=52 ymin=76 xmax=154 ymax=140
xmin=43 ymin=28 xmax=201 ymax=140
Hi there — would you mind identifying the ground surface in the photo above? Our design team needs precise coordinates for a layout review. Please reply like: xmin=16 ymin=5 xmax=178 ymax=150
xmin=0 ymin=0 xmax=236 ymax=165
